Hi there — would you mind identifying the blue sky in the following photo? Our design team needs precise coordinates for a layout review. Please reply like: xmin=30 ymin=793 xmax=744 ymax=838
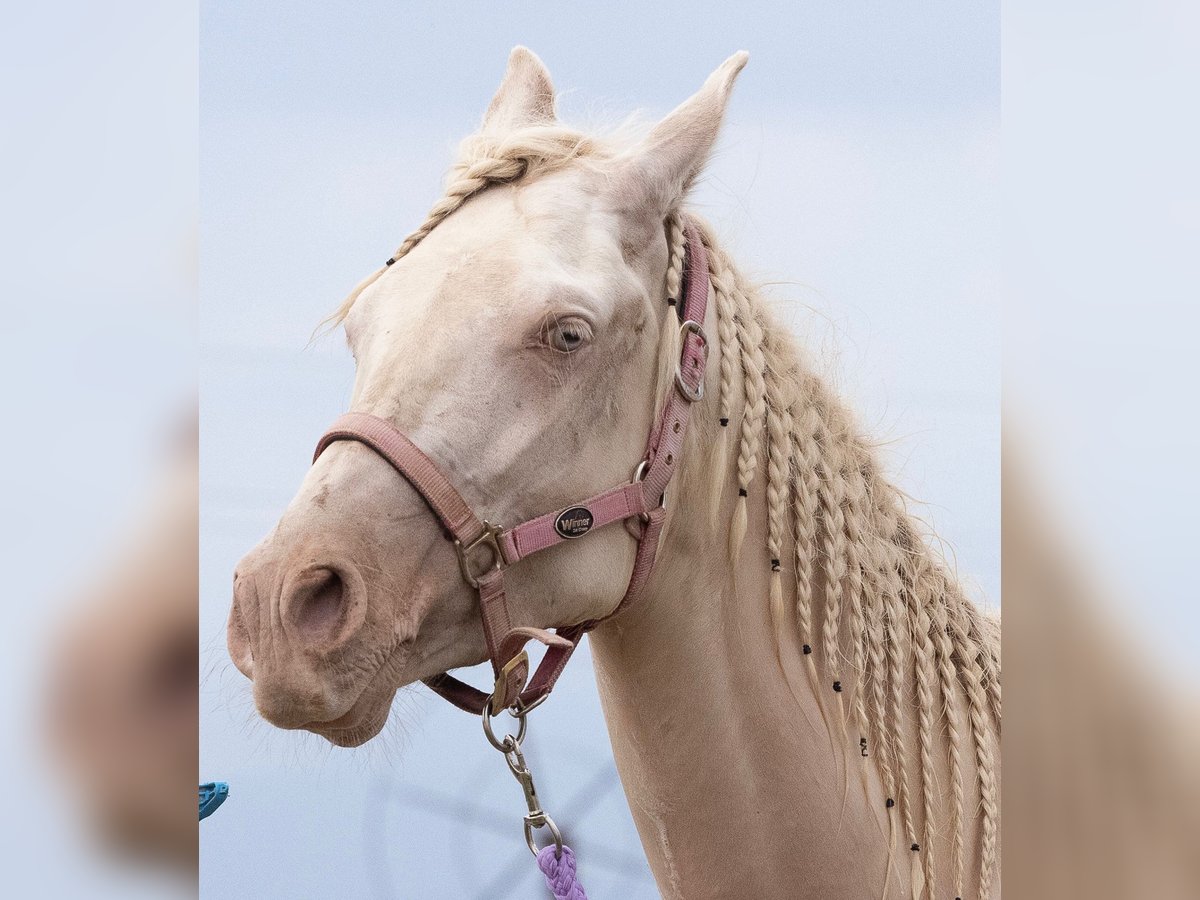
xmin=200 ymin=3 xmax=998 ymax=896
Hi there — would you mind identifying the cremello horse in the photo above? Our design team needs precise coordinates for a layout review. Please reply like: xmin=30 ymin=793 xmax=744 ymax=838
xmin=228 ymin=48 xmax=1001 ymax=899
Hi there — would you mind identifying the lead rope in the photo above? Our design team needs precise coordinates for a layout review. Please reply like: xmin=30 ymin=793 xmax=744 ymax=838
xmin=482 ymin=703 xmax=588 ymax=899
xmin=536 ymin=845 xmax=586 ymax=900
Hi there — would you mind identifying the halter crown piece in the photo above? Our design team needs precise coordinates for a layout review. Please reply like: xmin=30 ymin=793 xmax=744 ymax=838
xmin=312 ymin=220 xmax=710 ymax=717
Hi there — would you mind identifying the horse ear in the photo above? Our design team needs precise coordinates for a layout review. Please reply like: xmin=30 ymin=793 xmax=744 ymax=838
xmin=613 ymin=52 xmax=749 ymax=216
xmin=481 ymin=47 xmax=556 ymax=134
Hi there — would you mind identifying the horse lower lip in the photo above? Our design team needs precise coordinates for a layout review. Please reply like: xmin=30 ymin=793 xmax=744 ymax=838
xmin=305 ymin=690 xmax=380 ymax=732
xmin=306 ymin=702 xmax=388 ymax=746
xmin=305 ymin=710 xmax=360 ymax=731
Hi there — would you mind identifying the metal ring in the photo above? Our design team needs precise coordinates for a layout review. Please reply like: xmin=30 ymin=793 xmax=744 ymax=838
xmin=524 ymin=813 xmax=564 ymax=858
xmin=513 ymin=691 xmax=550 ymax=718
xmin=631 ymin=459 xmax=668 ymax=523
xmin=482 ymin=700 xmax=528 ymax=753
xmin=454 ymin=521 xmax=505 ymax=589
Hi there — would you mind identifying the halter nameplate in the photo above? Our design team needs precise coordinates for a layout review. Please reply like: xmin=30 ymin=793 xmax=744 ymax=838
xmin=553 ymin=507 xmax=594 ymax=539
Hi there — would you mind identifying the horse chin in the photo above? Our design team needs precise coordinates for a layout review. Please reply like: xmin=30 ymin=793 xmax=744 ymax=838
xmin=305 ymin=683 xmax=396 ymax=748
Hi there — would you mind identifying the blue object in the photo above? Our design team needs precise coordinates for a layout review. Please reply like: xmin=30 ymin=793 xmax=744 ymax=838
xmin=199 ymin=782 xmax=229 ymax=821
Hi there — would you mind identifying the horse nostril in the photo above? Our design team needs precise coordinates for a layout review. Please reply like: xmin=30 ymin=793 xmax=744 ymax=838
xmin=289 ymin=568 xmax=346 ymax=641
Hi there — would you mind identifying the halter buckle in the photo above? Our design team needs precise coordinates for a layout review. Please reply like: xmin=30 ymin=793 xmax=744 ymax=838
xmin=490 ymin=650 xmax=530 ymax=715
xmin=454 ymin=521 xmax=506 ymax=589
xmin=632 ymin=459 xmax=668 ymax=528
xmin=674 ymin=319 xmax=708 ymax=402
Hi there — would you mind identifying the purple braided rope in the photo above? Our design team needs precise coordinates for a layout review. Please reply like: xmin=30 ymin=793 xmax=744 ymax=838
xmin=536 ymin=844 xmax=587 ymax=900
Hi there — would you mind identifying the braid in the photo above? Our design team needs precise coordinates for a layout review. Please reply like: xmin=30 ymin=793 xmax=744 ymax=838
xmin=929 ymin=582 xmax=968 ymax=900
xmin=401 ymin=154 xmax=527 ymax=256
xmin=653 ymin=212 xmax=688 ymax=423
xmin=789 ymin=391 xmax=835 ymax=750
xmin=728 ymin=285 xmax=767 ymax=560
xmin=951 ymin=597 xmax=1001 ymax=896
xmin=789 ymin=390 xmax=823 ymax=649
xmin=697 ymin=230 xmax=745 ymax=528
xmin=326 ymin=126 xmax=598 ymax=327
xmin=705 ymin=232 xmax=740 ymax=428
xmin=841 ymin=464 xmax=873 ymax=776
xmin=815 ymin=416 xmax=851 ymax=755
xmin=764 ymin=351 xmax=793 ymax=667
xmin=911 ymin=594 xmax=939 ymax=899
xmin=871 ymin=517 xmax=920 ymax=861
xmin=960 ymin=600 xmax=1003 ymax=726
xmin=862 ymin=559 xmax=901 ymax=895
xmin=664 ymin=212 xmax=686 ymax=302
xmin=986 ymin=659 xmax=1003 ymax=726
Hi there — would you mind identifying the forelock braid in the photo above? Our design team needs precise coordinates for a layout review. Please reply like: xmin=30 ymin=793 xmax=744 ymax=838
xmin=327 ymin=125 xmax=601 ymax=327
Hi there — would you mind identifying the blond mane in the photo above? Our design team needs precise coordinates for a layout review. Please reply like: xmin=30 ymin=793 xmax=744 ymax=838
xmin=698 ymin=230 xmax=1002 ymax=898
xmin=330 ymin=122 xmax=1002 ymax=900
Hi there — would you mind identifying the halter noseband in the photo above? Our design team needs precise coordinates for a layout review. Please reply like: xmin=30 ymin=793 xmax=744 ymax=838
xmin=312 ymin=221 xmax=710 ymax=716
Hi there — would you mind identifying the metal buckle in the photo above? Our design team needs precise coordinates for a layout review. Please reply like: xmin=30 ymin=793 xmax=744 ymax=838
xmin=454 ymin=521 xmax=505 ymax=589
xmin=674 ymin=319 xmax=708 ymax=402
xmin=490 ymin=650 xmax=530 ymax=716
xmin=632 ymin=458 xmax=669 ymax=526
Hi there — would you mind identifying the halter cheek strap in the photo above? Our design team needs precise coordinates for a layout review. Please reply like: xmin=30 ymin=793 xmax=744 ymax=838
xmin=312 ymin=221 xmax=710 ymax=716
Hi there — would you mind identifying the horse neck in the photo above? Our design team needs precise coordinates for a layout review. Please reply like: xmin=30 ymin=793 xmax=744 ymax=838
xmin=588 ymin=359 xmax=894 ymax=898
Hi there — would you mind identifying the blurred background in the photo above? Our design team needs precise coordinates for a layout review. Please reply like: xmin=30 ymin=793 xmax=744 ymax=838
xmin=199 ymin=3 xmax=997 ymax=898
xmin=0 ymin=0 xmax=197 ymax=896
xmin=1004 ymin=3 xmax=1200 ymax=896
xmin=2 ymin=0 xmax=1196 ymax=898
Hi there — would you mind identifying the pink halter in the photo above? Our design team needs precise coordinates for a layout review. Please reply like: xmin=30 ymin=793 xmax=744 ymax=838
xmin=313 ymin=222 xmax=710 ymax=716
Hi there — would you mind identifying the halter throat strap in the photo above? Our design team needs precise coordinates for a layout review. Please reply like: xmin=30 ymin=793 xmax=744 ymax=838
xmin=312 ymin=221 xmax=710 ymax=716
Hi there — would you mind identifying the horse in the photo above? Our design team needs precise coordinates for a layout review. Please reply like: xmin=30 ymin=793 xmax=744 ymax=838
xmin=227 ymin=47 xmax=1001 ymax=899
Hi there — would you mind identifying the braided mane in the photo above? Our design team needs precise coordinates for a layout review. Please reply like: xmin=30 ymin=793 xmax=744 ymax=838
xmin=332 ymin=122 xmax=1002 ymax=899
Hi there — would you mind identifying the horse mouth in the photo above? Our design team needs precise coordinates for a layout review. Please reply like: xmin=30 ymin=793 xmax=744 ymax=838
xmin=304 ymin=688 xmax=393 ymax=747
xmin=298 ymin=660 xmax=400 ymax=747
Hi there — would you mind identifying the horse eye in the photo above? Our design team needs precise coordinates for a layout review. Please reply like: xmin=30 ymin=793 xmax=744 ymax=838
xmin=547 ymin=318 xmax=591 ymax=353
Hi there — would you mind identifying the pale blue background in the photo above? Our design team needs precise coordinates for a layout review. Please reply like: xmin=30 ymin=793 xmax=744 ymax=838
xmin=200 ymin=3 xmax=999 ymax=897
